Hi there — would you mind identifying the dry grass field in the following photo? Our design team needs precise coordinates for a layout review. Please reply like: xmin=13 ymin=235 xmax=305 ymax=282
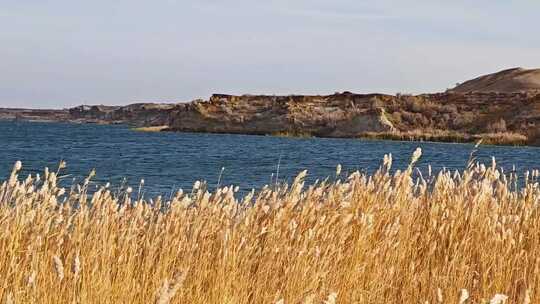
xmin=0 ymin=149 xmax=538 ymax=303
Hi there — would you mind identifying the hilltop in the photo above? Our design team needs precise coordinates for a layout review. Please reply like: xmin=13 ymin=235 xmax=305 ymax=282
xmin=449 ymin=67 xmax=540 ymax=93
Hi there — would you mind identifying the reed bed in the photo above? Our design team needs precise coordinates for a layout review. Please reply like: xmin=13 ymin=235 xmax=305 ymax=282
xmin=0 ymin=149 xmax=539 ymax=303
xmin=360 ymin=130 xmax=528 ymax=146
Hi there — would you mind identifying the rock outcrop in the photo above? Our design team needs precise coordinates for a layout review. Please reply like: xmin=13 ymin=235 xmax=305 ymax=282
xmin=169 ymin=93 xmax=396 ymax=137
xmin=166 ymin=91 xmax=540 ymax=145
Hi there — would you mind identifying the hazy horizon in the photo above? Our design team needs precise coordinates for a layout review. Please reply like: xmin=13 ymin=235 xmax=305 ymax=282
xmin=1 ymin=0 xmax=539 ymax=108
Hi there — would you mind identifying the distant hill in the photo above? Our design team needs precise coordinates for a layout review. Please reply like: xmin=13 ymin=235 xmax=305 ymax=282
xmin=449 ymin=67 xmax=540 ymax=93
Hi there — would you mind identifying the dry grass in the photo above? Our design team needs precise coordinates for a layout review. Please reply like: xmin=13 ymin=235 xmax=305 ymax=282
xmin=361 ymin=130 xmax=528 ymax=146
xmin=1 ymin=151 xmax=539 ymax=303
xmin=477 ymin=132 xmax=528 ymax=146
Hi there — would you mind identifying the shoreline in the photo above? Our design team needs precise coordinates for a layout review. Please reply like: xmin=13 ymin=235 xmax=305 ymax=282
xmin=3 ymin=118 xmax=529 ymax=147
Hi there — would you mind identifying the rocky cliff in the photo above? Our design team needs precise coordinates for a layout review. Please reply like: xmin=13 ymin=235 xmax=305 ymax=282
xmin=169 ymin=93 xmax=395 ymax=137
xmin=167 ymin=91 xmax=540 ymax=145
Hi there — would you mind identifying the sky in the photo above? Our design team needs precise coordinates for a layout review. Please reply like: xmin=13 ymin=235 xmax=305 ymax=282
xmin=1 ymin=0 xmax=539 ymax=108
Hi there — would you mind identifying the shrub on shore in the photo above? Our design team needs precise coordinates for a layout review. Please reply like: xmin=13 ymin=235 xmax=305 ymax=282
xmin=0 ymin=151 xmax=538 ymax=303
xmin=361 ymin=130 xmax=528 ymax=146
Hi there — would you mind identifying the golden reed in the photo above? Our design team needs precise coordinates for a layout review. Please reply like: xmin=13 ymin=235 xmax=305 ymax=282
xmin=0 ymin=149 xmax=538 ymax=303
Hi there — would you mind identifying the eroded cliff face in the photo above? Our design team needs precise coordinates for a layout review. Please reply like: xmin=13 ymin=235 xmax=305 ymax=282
xmin=169 ymin=93 xmax=396 ymax=137
xmin=168 ymin=91 xmax=540 ymax=145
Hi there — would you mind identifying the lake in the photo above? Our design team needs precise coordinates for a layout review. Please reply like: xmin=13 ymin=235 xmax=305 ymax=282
xmin=1 ymin=120 xmax=540 ymax=197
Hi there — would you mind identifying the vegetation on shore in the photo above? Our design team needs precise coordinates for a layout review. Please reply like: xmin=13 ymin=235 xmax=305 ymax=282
xmin=1 ymin=150 xmax=539 ymax=303
xmin=268 ymin=129 xmax=527 ymax=146
xmin=271 ymin=130 xmax=314 ymax=138
xmin=360 ymin=130 xmax=528 ymax=146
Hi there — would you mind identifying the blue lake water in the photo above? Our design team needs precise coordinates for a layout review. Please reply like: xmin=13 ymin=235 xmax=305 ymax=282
xmin=1 ymin=120 xmax=540 ymax=197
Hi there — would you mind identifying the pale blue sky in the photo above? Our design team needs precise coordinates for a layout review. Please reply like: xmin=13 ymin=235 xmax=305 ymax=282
xmin=1 ymin=0 xmax=539 ymax=108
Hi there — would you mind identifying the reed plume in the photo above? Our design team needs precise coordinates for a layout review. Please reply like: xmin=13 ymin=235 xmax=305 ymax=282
xmin=0 ymin=151 xmax=539 ymax=303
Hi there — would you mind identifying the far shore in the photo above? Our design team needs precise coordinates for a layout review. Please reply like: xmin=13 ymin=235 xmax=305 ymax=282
xmin=1 ymin=117 xmax=533 ymax=147
xmin=3 ymin=68 xmax=540 ymax=148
